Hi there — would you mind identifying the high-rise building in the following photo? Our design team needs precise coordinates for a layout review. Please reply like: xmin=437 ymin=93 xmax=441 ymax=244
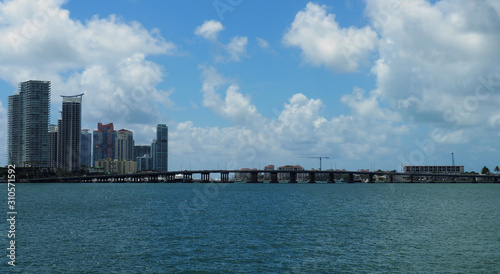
xmin=48 ymin=124 xmax=58 ymax=168
xmin=155 ymin=124 xmax=168 ymax=172
xmin=93 ymin=123 xmax=117 ymax=165
xmin=136 ymin=154 xmax=153 ymax=172
xmin=8 ymin=80 xmax=50 ymax=167
xmin=151 ymin=139 xmax=157 ymax=170
xmin=80 ymin=129 xmax=92 ymax=168
xmin=57 ymin=94 xmax=83 ymax=172
xmin=135 ymin=145 xmax=152 ymax=172
xmin=134 ymin=145 xmax=151 ymax=159
xmin=8 ymin=94 xmax=23 ymax=166
xmin=115 ymin=129 xmax=134 ymax=161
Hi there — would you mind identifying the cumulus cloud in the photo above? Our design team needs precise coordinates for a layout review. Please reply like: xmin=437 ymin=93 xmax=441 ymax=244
xmin=189 ymin=66 xmax=410 ymax=169
xmin=0 ymin=0 xmax=176 ymax=149
xmin=194 ymin=20 xmax=248 ymax=62
xmin=200 ymin=66 xmax=262 ymax=126
xmin=277 ymin=93 xmax=325 ymax=144
xmin=341 ymin=87 xmax=401 ymax=121
xmin=429 ymin=128 xmax=469 ymax=144
xmin=278 ymin=0 xmax=500 ymax=167
xmin=366 ymin=0 xmax=500 ymax=128
xmin=194 ymin=20 xmax=224 ymax=41
xmin=225 ymin=36 xmax=248 ymax=62
xmin=283 ymin=2 xmax=378 ymax=72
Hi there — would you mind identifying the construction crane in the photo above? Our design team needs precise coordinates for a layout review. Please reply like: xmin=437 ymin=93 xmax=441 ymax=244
xmin=300 ymin=156 xmax=330 ymax=171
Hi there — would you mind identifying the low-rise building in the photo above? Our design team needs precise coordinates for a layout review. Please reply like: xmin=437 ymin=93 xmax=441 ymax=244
xmin=95 ymin=158 xmax=137 ymax=174
xmin=263 ymin=165 xmax=275 ymax=180
xmin=403 ymin=165 xmax=464 ymax=174
xmin=234 ymin=168 xmax=258 ymax=181
xmin=278 ymin=165 xmax=306 ymax=181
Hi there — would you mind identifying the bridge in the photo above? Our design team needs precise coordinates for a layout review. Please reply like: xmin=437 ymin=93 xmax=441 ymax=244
xmin=26 ymin=170 xmax=500 ymax=183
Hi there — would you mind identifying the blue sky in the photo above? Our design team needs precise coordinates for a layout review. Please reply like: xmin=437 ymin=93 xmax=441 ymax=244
xmin=1 ymin=0 xmax=500 ymax=172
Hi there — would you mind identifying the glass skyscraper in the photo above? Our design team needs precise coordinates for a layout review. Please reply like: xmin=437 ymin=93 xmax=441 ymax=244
xmin=49 ymin=124 xmax=58 ymax=168
xmin=151 ymin=139 xmax=157 ymax=170
xmin=155 ymin=124 xmax=168 ymax=172
xmin=57 ymin=94 xmax=83 ymax=172
xmin=80 ymin=129 xmax=92 ymax=168
xmin=8 ymin=80 xmax=50 ymax=167
xmin=134 ymin=145 xmax=151 ymax=160
xmin=93 ymin=123 xmax=117 ymax=165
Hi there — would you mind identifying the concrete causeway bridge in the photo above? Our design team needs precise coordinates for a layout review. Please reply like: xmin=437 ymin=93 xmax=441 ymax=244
xmin=27 ymin=170 xmax=500 ymax=183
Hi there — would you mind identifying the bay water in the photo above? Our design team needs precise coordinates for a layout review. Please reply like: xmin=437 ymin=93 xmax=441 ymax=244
xmin=1 ymin=183 xmax=499 ymax=273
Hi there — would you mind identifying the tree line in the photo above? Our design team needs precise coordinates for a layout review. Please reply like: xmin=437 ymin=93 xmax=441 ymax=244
xmin=481 ymin=166 xmax=500 ymax=175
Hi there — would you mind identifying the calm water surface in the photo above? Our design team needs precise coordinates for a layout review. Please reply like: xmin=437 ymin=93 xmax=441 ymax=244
xmin=1 ymin=183 xmax=499 ymax=273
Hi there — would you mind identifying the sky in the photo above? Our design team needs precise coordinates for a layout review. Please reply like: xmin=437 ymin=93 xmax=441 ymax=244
xmin=1 ymin=0 xmax=500 ymax=172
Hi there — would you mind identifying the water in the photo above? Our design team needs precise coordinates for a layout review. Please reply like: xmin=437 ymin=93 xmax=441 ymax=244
xmin=1 ymin=183 xmax=499 ymax=273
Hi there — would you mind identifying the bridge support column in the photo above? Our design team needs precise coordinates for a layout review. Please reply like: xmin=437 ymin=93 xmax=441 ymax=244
xmin=368 ymin=173 xmax=374 ymax=183
xmin=389 ymin=174 xmax=394 ymax=183
xmin=328 ymin=173 xmax=335 ymax=183
xmin=201 ymin=173 xmax=210 ymax=183
xmin=289 ymin=172 xmax=297 ymax=183
xmin=270 ymin=172 xmax=278 ymax=183
xmin=308 ymin=172 xmax=316 ymax=183
xmin=247 ymin=171 xmax=259 ymax=183
xmin=183 ymin=173 xmax=193 ymax=183
xmin=348 ymin=173 xmax=354 ymax=183
xmin=410 ymin=175 xmax=414 ymax=183
xmin=220 ymin=172 xmax=230 ymax=183
xmin=166 ymin=174 xmax=175 ymax=183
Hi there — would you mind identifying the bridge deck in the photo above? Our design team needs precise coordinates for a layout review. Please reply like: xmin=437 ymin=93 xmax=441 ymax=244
xmin=23 ymin=170 xmax=500 ymax=184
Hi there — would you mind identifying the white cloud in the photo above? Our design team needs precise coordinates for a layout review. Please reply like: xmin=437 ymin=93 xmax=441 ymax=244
xmin=278 ymin=0 xmax=500 ymax=169
xmin=0 ymin=0 xmax=176 ymax=149
xmin=256 ymin=37 xmax=277 ymax=54
xmin=194 ymin=20 xmax=224 ymax=41
xmin=225 ymin=36 xmax=248 ymax=62
xmin=200 ymin=66 xmax=262 ymax=126
xmin=283 ymin=2 xmax=378 ymax=72
xmin=341 ymin=87 xmax=401 ymax=121
xmin=429 ymin=128 xmax=468 ymax=144
xmin=194 ymin=20 xmax=248 ymax=62
xmin=277 ymin=93 xmax=325 ymax=143
xmin=366 ymin=0 xmax=500 ymax=128
xmin=189 ymin=66 xmax=410 ymax=168
xmin=256 ymin=37 xmax=270 ymax=50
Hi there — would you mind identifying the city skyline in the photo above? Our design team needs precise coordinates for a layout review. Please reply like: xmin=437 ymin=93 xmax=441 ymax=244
xmin=1 ymin=1 xmax=500 ymax=172
xmin=8 ymin=92 xmax=168 ymax=172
